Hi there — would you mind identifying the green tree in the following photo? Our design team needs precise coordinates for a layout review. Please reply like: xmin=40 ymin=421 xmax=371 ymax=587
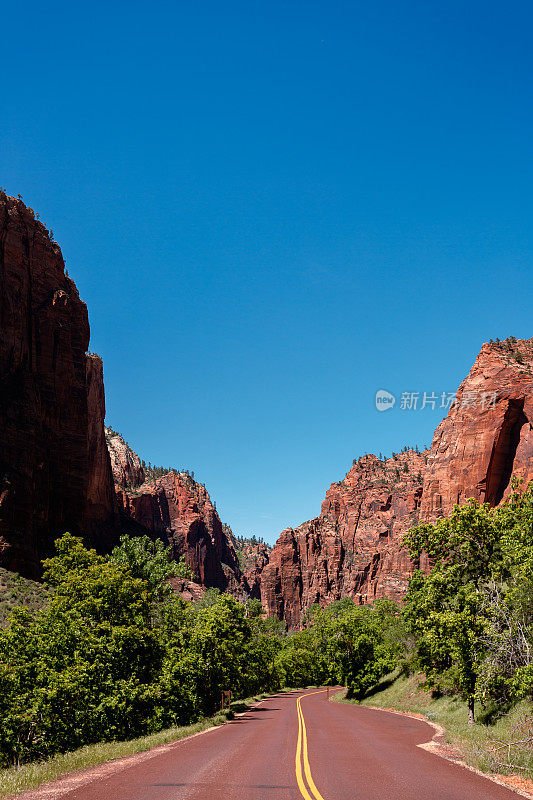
xmin=0 ymin=534 xmax=164 ymax=765
xmin=403 ymin=500 xmax=505 ymax=722
xmin=110 ymin=535 xmax=178 ymax=601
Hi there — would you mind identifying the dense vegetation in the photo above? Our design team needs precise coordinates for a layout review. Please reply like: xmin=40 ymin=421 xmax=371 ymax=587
xmin=0 ymin=481 xmax=531 ymax=770
xmin=402 ymin=480 xmax=533 ymax=722
xmin=0 ymin=532 xmax=400 ymax=767
xmin=0 ymin=535 xmax=282 ymax=767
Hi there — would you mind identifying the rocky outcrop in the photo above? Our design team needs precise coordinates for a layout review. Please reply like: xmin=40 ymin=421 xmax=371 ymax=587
xmin=116 ymin=470 xmax=245 ymax=592
xmin=167 ymin=576 xmax=206 ymax=602
xmin=236 ymin=537 xmax=272 ymax=599
xmin=222 ymin=527 xmax=272 ymax=598
xmin=104 ymin=430 xmax=250 ymax=594
xmin=421 ymin=337 xmax=533 ymax=518
xmin=0 ymin=194 xmax=119 ymax=577
xmin=105 ymin=428 xmax=145 ymax=489
xmin=261 ymin=450 xmax=428 ymax=628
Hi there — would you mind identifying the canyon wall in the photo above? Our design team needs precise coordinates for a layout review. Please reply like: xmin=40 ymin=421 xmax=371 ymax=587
xmin=260 ymin=450 xmax=428 ymax=628
xmin=116 ymin=470 xmax=244 ymax=592
xmin=420 ymin=338 xmax=533 ymax=518
xmin=108 ymin=429 xmax=246 ymax=592
xmin=0 ymin=195 xmax=118 ymax=577
xmin=0 ymin=194 xmax=247 ymax=593
xmin=261 ymin=338 xmax=533 ymax=628
xmin=105 ymin=427 xmax=145 ymax=489
xmin=222 ymin=525 xmax=272 ymax=599
xmin=238 ymin=539 xmax=272 ymax=599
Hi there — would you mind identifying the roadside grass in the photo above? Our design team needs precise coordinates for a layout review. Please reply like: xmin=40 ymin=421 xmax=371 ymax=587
xmin=333 ymin=672 xmax=533 ymax=780
xmin=0 ymin=692 xmax=273 ymax=798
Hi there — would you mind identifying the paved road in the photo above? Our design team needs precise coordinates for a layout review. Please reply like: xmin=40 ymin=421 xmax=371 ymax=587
xmin=30 ymin=689 xmax=524 ymax=800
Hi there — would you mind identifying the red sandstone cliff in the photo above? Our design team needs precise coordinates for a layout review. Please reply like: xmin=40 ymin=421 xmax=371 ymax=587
xmin=106 ymin=428 xmax=246 ymax=592
xmin=261 ymin=450 xmax=428 ymax=628
xmin=222 ymin=527 xmax=272 ymax=599
xmin=238 ymin=539 xmax=272 ymax=599
xmin=261 ymin=338 xmax=533 ymax=628
xmin=0 ymin=194 xmax=118 ymax=577
xmin=420 ymin=337 xmax=533 ymax=518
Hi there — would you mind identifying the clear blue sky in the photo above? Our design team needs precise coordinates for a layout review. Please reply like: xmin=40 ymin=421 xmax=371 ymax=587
xmin=2 ymin=1 xmax=532 ymax=543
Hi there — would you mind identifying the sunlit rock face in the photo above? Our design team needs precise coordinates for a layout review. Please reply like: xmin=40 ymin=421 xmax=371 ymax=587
xmin=261 ymin=338 xmax=533 ymax=628
xmin=105 ymin=427 xmax=146 ymax=489
xmin=420 ymin=338 xmax=533 ymax=519
xmin=261 ymin=450 xmax=428 ymax=629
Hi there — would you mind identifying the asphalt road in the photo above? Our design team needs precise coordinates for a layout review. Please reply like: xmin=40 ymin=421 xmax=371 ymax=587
xmin=27 ymin=689 xmax=524 ymax=800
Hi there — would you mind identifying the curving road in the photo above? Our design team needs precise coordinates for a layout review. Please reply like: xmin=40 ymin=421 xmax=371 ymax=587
xmin=19 ymin=689 xmax=524 ymax=800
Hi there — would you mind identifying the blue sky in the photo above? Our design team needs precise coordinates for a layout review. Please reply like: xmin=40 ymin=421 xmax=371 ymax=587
xmin=2 ymin=1 xmax=532 ymax=543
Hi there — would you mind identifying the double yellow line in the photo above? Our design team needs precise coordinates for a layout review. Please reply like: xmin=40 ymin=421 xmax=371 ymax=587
xmin=295 ymin=690 xmax=327 ymax=800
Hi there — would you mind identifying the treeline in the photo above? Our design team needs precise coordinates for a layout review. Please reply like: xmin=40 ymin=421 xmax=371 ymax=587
xmin=0 ymin=482 xmax=531 ymax=767
xmin=0 ymin=533 xmax=398 ymax=768
xmin=0 ymin=535 xmax=284 ymax=767
xmin=142 ymin=462 xmax=175 ymax=480
xmin=235 ymin=535 xmax=267 ymax=547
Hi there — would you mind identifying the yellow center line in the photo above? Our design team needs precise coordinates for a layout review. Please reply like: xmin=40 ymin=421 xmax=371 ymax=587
xmin=295 ymin=690 xmax=328 ymax=800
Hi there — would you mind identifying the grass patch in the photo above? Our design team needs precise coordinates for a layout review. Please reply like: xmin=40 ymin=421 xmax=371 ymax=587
xmin=334 ymin=672 xmax=533 ymax=780
xmin=0 ymin=568 xmax=48 ymax=627
xmin=0 ymin=693 xmax=272 ymax=798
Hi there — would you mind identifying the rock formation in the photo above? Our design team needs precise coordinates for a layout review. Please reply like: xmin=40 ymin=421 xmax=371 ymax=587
xmin=222 ymin=527 xmax=272 ymax=599
xmin=260 ymin=450 xmax=428 ymax=628
xmin=0 ymin=194 xmax=119 ymax=577
xmin=261 ymin=338 xmax=533 ymax=627
xmin=112 ymin=446 xmax=245 ymax=592
xmin=238 ymin=539 xmax=272 ymax=599
xmin=105 ymin=427 xmax=145 ymax=489
xmin=421 ymin=337 xmax=533 ymax=518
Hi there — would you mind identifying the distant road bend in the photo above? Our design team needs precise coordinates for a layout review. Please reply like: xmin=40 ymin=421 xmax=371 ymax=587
xmin=24 ymin=689 xmax=525 ymax=800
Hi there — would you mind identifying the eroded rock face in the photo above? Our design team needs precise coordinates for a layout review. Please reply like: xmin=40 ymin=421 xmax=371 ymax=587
xmin=105 ymin=428 xmax=145 ymax=489
xmin=86 ymin=358 xmax=121 ymax=553
xmin=105 ymin=432 xmax=250 ymax=594
xmin=0 ymin=195 xmax=119 ymax=577
xmin=420 ymin=338 xmax=533 ymax=518
xmin=239 ymin=539 xmax=272 ymax=599
xmin=260 ymin=450 xmax=428 ymax=628
xmin=167 ymin=575 xmax=206 ymax=602
xmin=261 ymin=338 xmax=533 ymax=628
xmin=222 ymin=527 xmax=272 ymax=599
xmin=116 ymin=471 xmax=245 ymax=592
